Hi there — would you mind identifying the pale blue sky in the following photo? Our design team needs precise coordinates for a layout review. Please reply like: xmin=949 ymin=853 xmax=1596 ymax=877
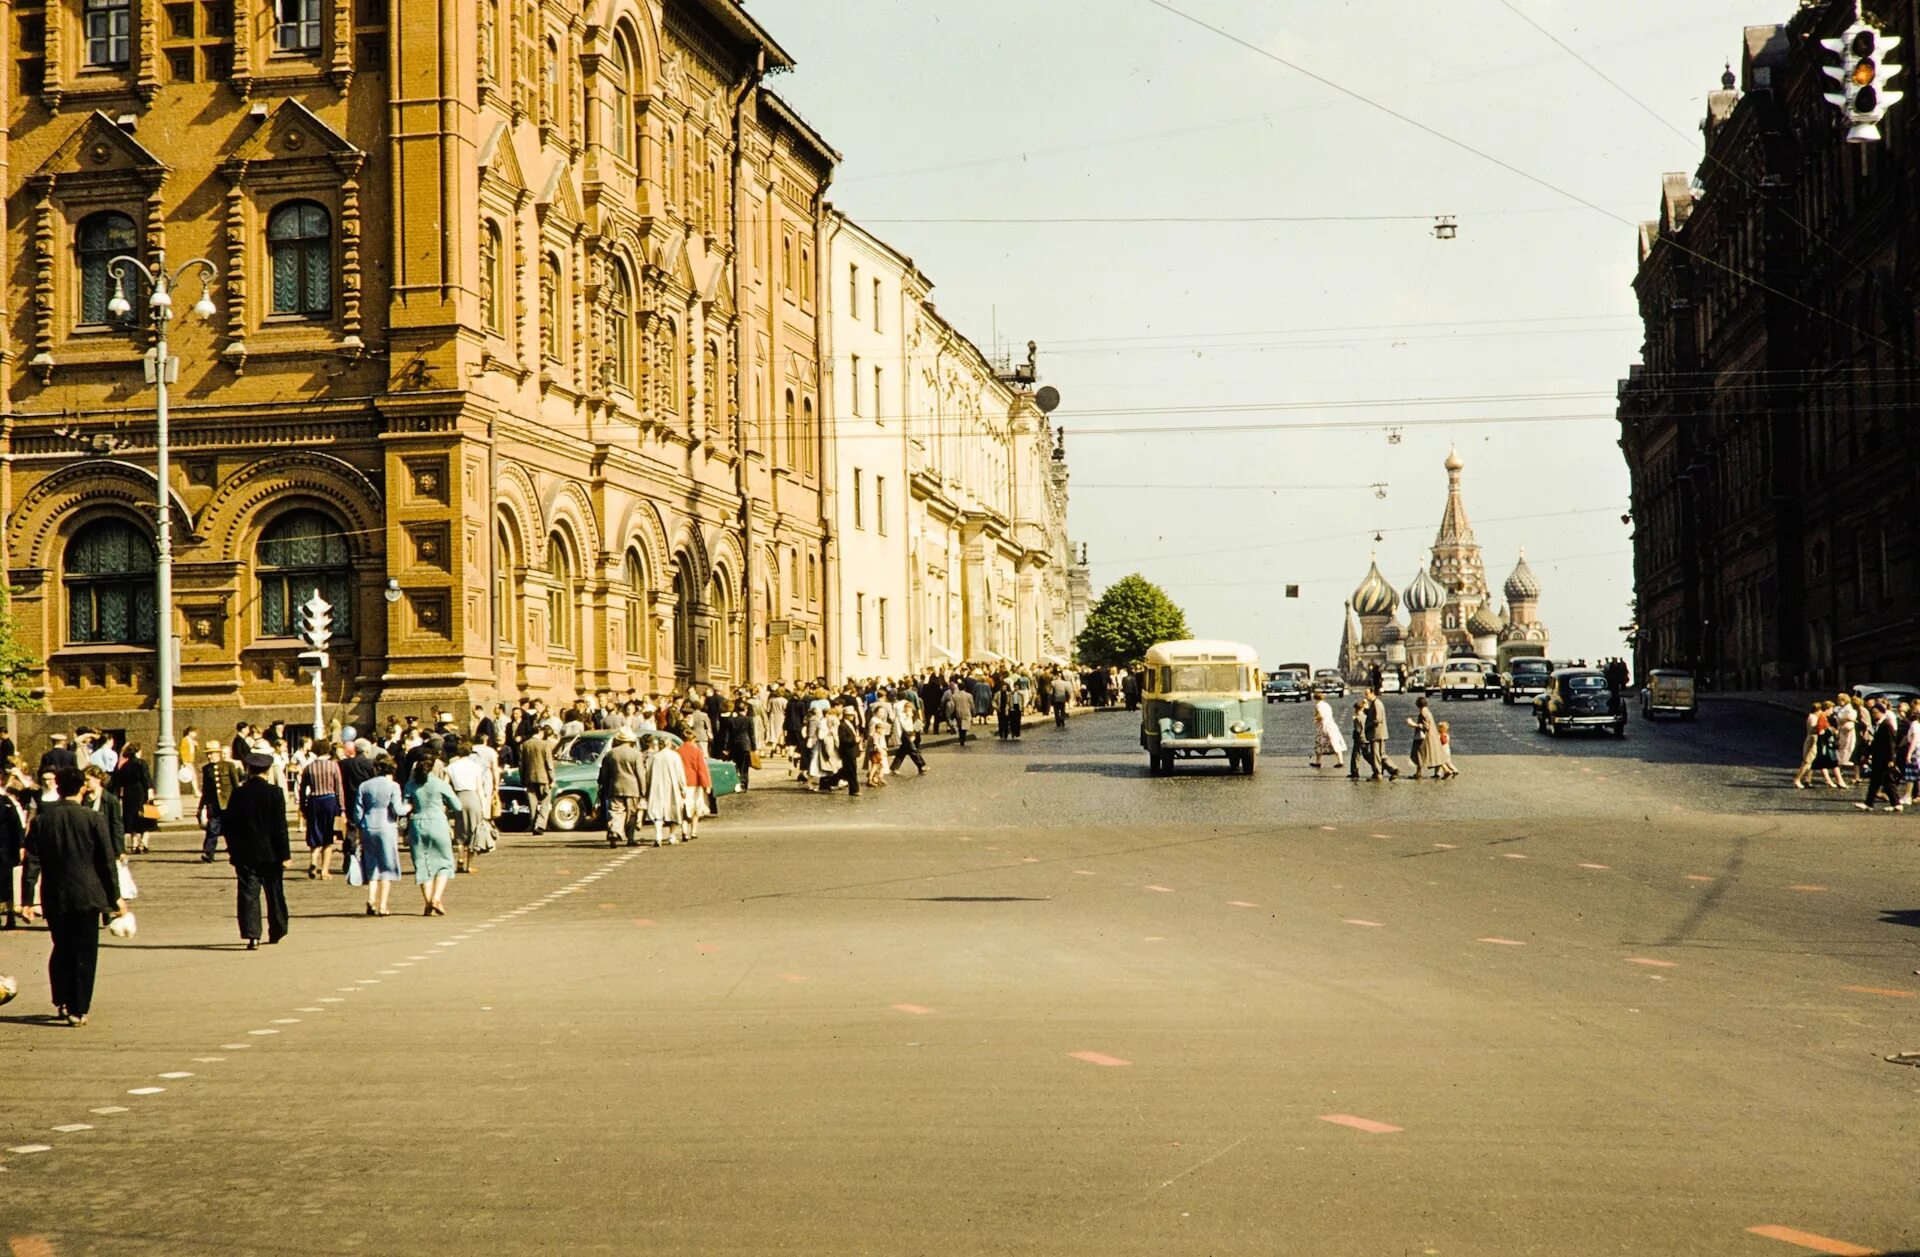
xmin=753 ymin=0 xmax=1772 ymax=665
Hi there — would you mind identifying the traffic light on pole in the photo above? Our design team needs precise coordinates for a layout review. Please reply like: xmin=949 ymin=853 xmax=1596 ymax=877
xmin=1823 ymin=21 xmax=1903 ymax=143
xmin=297 ymin=591 xmax=333 ymax=672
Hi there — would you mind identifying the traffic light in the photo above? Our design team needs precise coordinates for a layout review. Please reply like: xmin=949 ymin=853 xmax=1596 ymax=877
xmin=1823 ymin=21 xmax=1903 ymax=143
xmin=297 ymin=591 xmax=333 ymax=672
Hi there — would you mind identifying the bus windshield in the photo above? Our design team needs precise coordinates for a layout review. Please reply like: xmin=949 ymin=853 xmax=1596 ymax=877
xmin=1163 ymin=664 xmax=1247 ymax=693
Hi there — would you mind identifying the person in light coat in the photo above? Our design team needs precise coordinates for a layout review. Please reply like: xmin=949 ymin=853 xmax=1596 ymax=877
xmin=644 ymin=735 xmax=690 ymax=845
xmin=1310 ymin=692 xmax=1347 ymax=771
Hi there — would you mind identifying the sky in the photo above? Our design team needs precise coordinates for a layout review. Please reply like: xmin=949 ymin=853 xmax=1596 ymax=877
xmin=751 ymin=0 xmax=1776 ymax=667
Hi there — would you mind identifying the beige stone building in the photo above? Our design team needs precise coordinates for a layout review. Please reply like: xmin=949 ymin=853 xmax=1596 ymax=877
xmin=2 ymin=0 xmax=844 ymax=743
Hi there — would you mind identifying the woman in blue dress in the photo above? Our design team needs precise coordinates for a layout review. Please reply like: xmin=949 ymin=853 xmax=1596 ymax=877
xmin=354 ymin=755 xmax=409 ymax=917
xmin=403 ymin=753 xmax=461 ymax=916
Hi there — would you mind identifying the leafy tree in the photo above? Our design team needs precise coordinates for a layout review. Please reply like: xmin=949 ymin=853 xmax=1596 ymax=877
xmin=1075 ymin=574 xmax=1191 ymax=668
xmin=0 ymin=588 xmax=43 ymax=711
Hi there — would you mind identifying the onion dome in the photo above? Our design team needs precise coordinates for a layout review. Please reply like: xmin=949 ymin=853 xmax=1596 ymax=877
xmin=1444 ymin=446 xmax=1465 ymax=473
xmin=1404 ymin=567 xmax=1446 ymax=614
xmin=1351 ymin=559 xmax=1398 ymax=617
xmin=1504 ymin=549 xmax=1540 ymax=603
xmin=1467 ymin=603 xmax=1506 ymax=637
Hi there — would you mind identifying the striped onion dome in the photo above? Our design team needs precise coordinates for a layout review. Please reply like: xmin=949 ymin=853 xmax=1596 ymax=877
xmin=1504 ymin=550 xmax=1541 ymax=603
xmin=1467 ymin=603 xmax=1507 ymax=637
xmin=1351 ymin=559 xmax=1398 ymax=617
xmin=1404 ymin=567 xmax=1446 ymax=614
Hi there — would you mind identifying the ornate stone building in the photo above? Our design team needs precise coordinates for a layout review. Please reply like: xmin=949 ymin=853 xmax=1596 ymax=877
xmin=2 ymin=1 xmax=841 ymax=743
xmin=1620 ymin=1 xmax=1920 ymax=689
xmin=1429 ymin=447 xmax=1490 ymax=655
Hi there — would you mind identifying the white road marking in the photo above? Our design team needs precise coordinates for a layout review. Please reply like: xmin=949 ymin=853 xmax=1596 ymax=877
xmin=89 ymin=1106 xmax=129 ymax=1115
xmin=7 ymin=1145 xmax=52 ymax=1154
xmin=127 ymin=1087 xmax=165 ymax=1095
xmin=50 ymin=1124 xmax=93 ymax=1133
xmin=247 ymin=1030 xmax=278 ymax=1036
xmin=157 ymin=1072 xmax=194 ymax=1079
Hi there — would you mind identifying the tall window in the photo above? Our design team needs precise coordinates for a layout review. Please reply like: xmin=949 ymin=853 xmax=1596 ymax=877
xmin=608 ymin=263 xmax=633 ymax=391
xmin=623 ymin=549 xmax=647 ymax=659
xmin=850 ymin=354 xmax=861 ymax=415
xmin=853 ymin=469 xmax=864 ymax=529
xmin=704 ymin=341 xmax=720 ymax=428
xmin=65 ymin=519 xmax=155 ymax=644
xmin=267 ymin=201 xmax=332 ymax=317
xmin=494 ymin=521 xmax=519 ymax=649
xmin=84 ymin=0 xmax=131 ymax=67
xmin=480 ymin=221 xmax=503 ymax=333
xmin=849 ymin=264 xmax=860 ymax=318
xmin=876 ymin=476 xmax=888 ymax=535
xmin=878 ymin=597 xmax=888 ymax=657
xmin=784 ymin=389 xmax=797 ymax=468
xmin=807 ymin=554 xmax=817 ymax=605
xmin=76 ymin=211 xmax=137 ymax=327
xmin=543 ymin=37 xmax=561 ymax=124
xmin=781 ymin=234 xmax=793 ymax=292
xmin=873 ymin=278 xmax=882 ymax=330
xmin=799 ymin=245 xmax=813 ymax=304
xmin=802 ymin=398 xmax=815 ymax=476
xmin=539 ymin=255 xmax=561 ymax=358
xmin=663 ymin=318 xmax=682 ymax=414
xmin=607 ymin=39 xmax=631 ymax=162
xmin=662 ymin=127 xmax=675 ymax=204
xmin=856 ymin=593 xmax=866 ymax=654
xmin=274 ymin=0 xmax=321 ymax=52
xmin=874 ymin=366 xmax=884 ymax=424
xmin=547 ymin=535 xmax=574 ymax=651
xmin=257 ymin=510 xmax=353 ymax=638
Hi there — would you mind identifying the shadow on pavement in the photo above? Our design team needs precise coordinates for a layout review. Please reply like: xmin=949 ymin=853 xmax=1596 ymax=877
xmin=0 ymin=1013 xmax=74 ymax=1028
xmin=1024 ymin=762 xmax=1149 ymax=778
xmin=1878 ymin=909 xmax=1920 ymax=929
xmin=914 ymin=896 xmax=1050 ymax=903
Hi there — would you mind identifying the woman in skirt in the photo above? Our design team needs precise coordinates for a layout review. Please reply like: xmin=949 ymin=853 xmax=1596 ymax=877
xmin=353 ymin=755 xmax=408 ymax=916
xmin=1310 ymin=692 xmax=1346 ymax=770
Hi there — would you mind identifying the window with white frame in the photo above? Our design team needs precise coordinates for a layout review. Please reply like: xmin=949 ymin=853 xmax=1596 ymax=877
xmin=274 ymin=0 xmax=322 ymax=53
xmin=84 ymin=0 xmax=131 ymax=67
xmin=850 ymin=354 xmax=861 ymax=415
xmin=856 ymin=593 xmax=866 ymax=654
xmin=852 ymin=468 xmax=863 ymax=529
xmin=876 ymin=476 xmax=887 ymax=535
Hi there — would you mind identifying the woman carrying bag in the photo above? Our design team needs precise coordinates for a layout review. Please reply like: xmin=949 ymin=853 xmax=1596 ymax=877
xmin=111 ymin=744 xmax=156 ymax=854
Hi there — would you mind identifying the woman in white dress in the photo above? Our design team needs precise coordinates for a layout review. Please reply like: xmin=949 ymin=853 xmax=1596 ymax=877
xmin=1310 ymin=691 xmax=1347 ymax=770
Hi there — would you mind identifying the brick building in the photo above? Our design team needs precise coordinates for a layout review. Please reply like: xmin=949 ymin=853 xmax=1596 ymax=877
xmin=1620 ymin=0 xmax=1920 ymax=690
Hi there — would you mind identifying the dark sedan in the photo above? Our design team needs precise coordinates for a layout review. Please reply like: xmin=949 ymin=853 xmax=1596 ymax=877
xmin=1533 ymin=669 xmax=1627 ymax=738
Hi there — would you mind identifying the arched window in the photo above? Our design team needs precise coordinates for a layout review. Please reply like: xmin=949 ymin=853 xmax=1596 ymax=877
xmin=673 ymin=561 xmax=697 ymax=678
xmin=267 ymin=201 xmax=332 ymax=317
xmin=783 ymin=389 xmax=796 ymax=468
xmin=799 ymin=244 xmax=812 ymax=304
xmin=480 ymin=221 xmax=503 ymax=333
xmin=806 ymin=553 xmax=817 ymax=605
xmin=539 ymin=254 xmax=562 ymax=359
xmin=257 ymin=509 xmax=353 ymax=639
xmin=606 ymin=37 xmax=631 ymax=162
xmin=494 ymin=520 xmax=520 ymax=650
xmin=623 ymin=548 xmax=648 ymax=660
xmin=663 ymin=127 xmax=676 ymax=208
xmin=709 ymin=571 xmax=733 ymax=677
xmin=546 ymin=533 xmax=574 ymax=652
xmin=608 ymin=262 xmax=633 ymax=392
xmin=65 ymin=519 xmax=155 ymax=644
xmin=704 ymin=340 xmax=720 ymax=429
xmin=76 ymin=211 xmax=138 ymax=327
xmin=801 ymin=397 xmax=815 ymax=476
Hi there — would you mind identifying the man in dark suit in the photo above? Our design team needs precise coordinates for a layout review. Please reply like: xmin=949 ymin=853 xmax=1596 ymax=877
xmin=36 ymin=732 xmax=77 ymax=780
xmin=224 ymin=752 xmax=291 ymax=949
xmin=33 ymin=768 xmax=123 ymax=1025
xmin=1858 ymin=702 xmax=1902 ymax=812
xmin=1364 ymin=689 xmax=1400 ymax=781
xmin=198 ymin=743 xmax=241 ymax=862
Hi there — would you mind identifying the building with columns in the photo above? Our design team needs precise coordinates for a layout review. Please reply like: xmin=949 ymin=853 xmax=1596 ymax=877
xmin=1 ymin=0 xmax=844 ymax=745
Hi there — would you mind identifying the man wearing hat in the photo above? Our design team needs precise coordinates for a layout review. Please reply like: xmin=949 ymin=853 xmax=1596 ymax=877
xmin=37 ymin=731 xmax=78 ymax=780
xmin=597 ymin=727 xmax=648 ymax=848
xmin=224 ymin=751 xmax=291 ymax=949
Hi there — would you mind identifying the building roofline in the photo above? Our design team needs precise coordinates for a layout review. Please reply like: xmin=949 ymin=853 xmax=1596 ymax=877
xmin=824 ymin=206 xmax=932 ymax=289
xmin=682 ymin=0 xmax=795 ymax=71
xmin=760 ymin=90 xmax=841 ymax=168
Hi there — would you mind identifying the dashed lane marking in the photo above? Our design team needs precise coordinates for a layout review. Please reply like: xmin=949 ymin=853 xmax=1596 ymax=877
xmin=1068 ymin=1051 xmax=1131 ymax=1067
xmin=217 ymin=1044 xmax=251 ymax=1051
xmin=1477 ymin=938 xmax=1527 ymax=946
xmin=48 ymin=1125 xmax=91 ymax=1134
xmin=191 ymin=1058 xmax=225 ymax=1064
xmin=87 ymin=1107 xmax=127 ymax=1116
xmin=1227 ymin=901 xmax=1258 ymax=908
xmin=294 ymin=1007 xmax=325 ymax=1012
xmin=1788 ymin=885 xmax=1830 ymax=893
xmin=890 ymin=1004 xmax=936 ymax=1015
xmin=156 ymin=1072 xmax=193 ymax=1080
xmin=1432 ymin=843 xmax=1459 ymax=850
xmin=126 ymin=1088 xmax=164 ymax=1096
xmin=1343 ymin=919 xmax=1386 ymax=928
xmin=1579 ymin=863 xmax=1611 ymax=870
xmin=1144 ymin=885 xmax=1175 ymax=893
xmin=5 ymin=1146 xmax=53 ymax=1155
xmin=270 ymin=1018 xmax=300 ymax=1024
xmin=1501 ymin=853 xmax=1530 ymax=860
xmin=1840 ymin=985 xmax=1916 ymax=999
xmin=1627 ymin=958 xmax=1678 ymax=968
xmin=1744 ymin=1224 xmax=1877 ymax=1255
xmin=1684 ymin=874 xmax=1715 ymax=883
xmin=1074 ymin=870 xmax=1098 ymax=876
xmin=1317 ymin=1114 xmax=1402 ymax=1134
xmin=245 ymin=1029 xmax=278 ymax=1036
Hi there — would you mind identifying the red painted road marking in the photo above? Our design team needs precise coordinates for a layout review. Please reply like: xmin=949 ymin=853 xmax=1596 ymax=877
xmin=1074 ymin=870 xmax=1097 ymax=876
xmin=1144 ymin=885 xmax=1175 ymax=893
xmin=1627 ymin=957 xmax=1678 ymax=968
xmin=10 ymin=1238 xmax=57 ymax=1257
xmin=1319 ymin=825 xmax=1337 ymax=832
xmin=890 ymin=1003 xmax=936 ymax=1015
xmin=1579 ymin=863 xmax=1611 ymax=870
xmin=1684 ymin=874 xmax=1715 ymax=882
xmin=632 ymin=918 xmax=654 ymax=927
xmin=694 ymin=943 xmax=718 ymax=954
xmin=1478 ymin=937 xmax=1526 ymax=946
xmin=1343 ymin=918 xmax=1385 ymax=928
xmin=1745 ymin=1224 xmax=1877 ymax=1255
xmin=1226 ymin=901 xmax=1258 ymax=908
xmin=1369 ymin=833 xmax=1391 ymax=839
xmin=1840 ymin=984 xmax=1916 ymax=999
xmin=775 ymin=974 xmax=809 ymax=983
xmin=1318 ymin=1114 xmax=1402 ymax=1134
xmin=597 ymin=903 xmax=616 ymax=910
xmin=555 ymin=868 xmax=572 ymax=875
xmin=1788 ymin=885 xmax=1830 ymax=893
xmin=1022 ymin=857 xmax=1039 ymax=863
xmin=1069 ymin=1051 xmax=1131 ymax=1067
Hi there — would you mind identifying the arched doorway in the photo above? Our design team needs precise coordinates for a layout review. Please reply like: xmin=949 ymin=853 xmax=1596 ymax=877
xmin=672 ymin=557 xmax=698 ymax=684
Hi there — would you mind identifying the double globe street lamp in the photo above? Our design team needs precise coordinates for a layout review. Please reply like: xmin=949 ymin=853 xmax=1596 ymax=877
xmin=104 ymin=252 xmax=219 ymax=823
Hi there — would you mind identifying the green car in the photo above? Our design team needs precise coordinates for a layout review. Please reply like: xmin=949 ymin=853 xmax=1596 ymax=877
xmin=498 ymin=731 xmax=741 ymax=832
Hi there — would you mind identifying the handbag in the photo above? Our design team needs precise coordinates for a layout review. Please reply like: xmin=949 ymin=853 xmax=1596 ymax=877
xmin=749 ymin=750 xmax=762 ymax=770
xmin=332 ymin=813 xmax=348 ymax=837
xmin=107 ymin=911 xmax=136 ymax=939
xmin=140 ymin=801 xmax=161 ymax=822
xmin=116 ymin=861 xmax=138 ymax=900
xmin=346 ymin=852 xmax=365 ymax=886
xmin=471 ymin=818 xmax=498 ymax=855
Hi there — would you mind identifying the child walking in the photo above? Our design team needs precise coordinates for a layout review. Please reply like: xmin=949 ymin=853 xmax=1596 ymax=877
xmin=1435 ymin=721 xmax=1460 ymax=779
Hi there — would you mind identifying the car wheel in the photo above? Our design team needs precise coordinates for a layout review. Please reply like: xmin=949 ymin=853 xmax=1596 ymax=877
xmin=1613 ymin=722 xmax=1626 ymax=738
xmin=549 ymin=793 xmax=584 ymax=832
xmin=1242 ymin=752 xmax=1257 ymax=776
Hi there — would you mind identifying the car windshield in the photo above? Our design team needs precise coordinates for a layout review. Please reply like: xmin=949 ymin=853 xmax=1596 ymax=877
xmin=1566 ymin=675 xmax=1608 ymax=691
xmin=559 ymin=735 xmax=610 ymax=763
xmin=1512 ymin=661 xmax=1549 ymax=674
xmin=1446 ymin=663 xmax=1479 ymax=673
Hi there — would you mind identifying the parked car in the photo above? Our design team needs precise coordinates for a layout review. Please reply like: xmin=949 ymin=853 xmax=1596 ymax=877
xmin=1535 ymin=669 xmax=1627 ymax=737
xmin=1502 ymin=656 xmax=1554 ymax=704
xmin=1640 ymin=668 xmax=1697 ymax=719
xmin=1263 ymin=669 xmax=1309 ymax=703
xmin=1438 ymin=658 xmax=1496 ymax=700
xmin=498 ymin=730 xmax=740 ymax=832
xmin=1850 ymin=681 xmax=1920 ymax=709
xmin=1312 ymin=668 xmax=1347 ymax=698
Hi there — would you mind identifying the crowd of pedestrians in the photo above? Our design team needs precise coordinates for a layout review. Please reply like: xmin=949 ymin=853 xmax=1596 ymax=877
xmin=1790 ymin=693 xmax=1920 ymax=813
xmin=1312 ymin=687 xmax=1460 ymax=782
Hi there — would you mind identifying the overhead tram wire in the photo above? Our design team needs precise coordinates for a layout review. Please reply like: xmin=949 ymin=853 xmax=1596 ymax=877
xmin=1144 ymin=0 xmax=1920 ymax=370
xmin=1099 ymin=505 xmax=1627 ymax=568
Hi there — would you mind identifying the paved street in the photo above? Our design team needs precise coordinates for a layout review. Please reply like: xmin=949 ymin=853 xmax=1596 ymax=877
xmin=5 ymin=699 xmax=1917 ymax=1256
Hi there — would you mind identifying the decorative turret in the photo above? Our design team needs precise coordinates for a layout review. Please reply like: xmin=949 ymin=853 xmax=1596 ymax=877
xmin=1504 ymin=549 xmax=1540 ymax=604
xmin=1404 ymin=567 xmax=1446 ymax=614
xmin=1466 ymin=602 xmax=1505 ymax=660
xmin=1430 ymin=446 xmax=1489 ymax=654
xmin=1351 ymin=558 xmax=1398 ymax=618
xmin=1402 ymin=567 xmax=1447 ymax=672
xmin=1499 ymin=549 xmax=1550 ymax=650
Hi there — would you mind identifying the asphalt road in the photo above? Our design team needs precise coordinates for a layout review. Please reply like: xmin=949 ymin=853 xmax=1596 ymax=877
xmin=4 ymin=695 xmax=1916 ymax=1256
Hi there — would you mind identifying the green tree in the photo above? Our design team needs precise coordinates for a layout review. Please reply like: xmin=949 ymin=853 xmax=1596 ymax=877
xmin=1075 ymin=574 xmax=1191 ymax=668
xmin=0 ymin=588 xmax=43 ymax=711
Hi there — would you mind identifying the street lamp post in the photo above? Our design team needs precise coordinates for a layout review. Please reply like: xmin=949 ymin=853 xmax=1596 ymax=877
xmin=106 ymin=253 xmax=219 ymax=823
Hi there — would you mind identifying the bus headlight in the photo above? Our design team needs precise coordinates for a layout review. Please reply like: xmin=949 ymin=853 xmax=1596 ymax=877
xmin=1230 ymin=722 xmax=1249 ymax=734
xmin=1170 ymin=720 xmax=1185 ymax=734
